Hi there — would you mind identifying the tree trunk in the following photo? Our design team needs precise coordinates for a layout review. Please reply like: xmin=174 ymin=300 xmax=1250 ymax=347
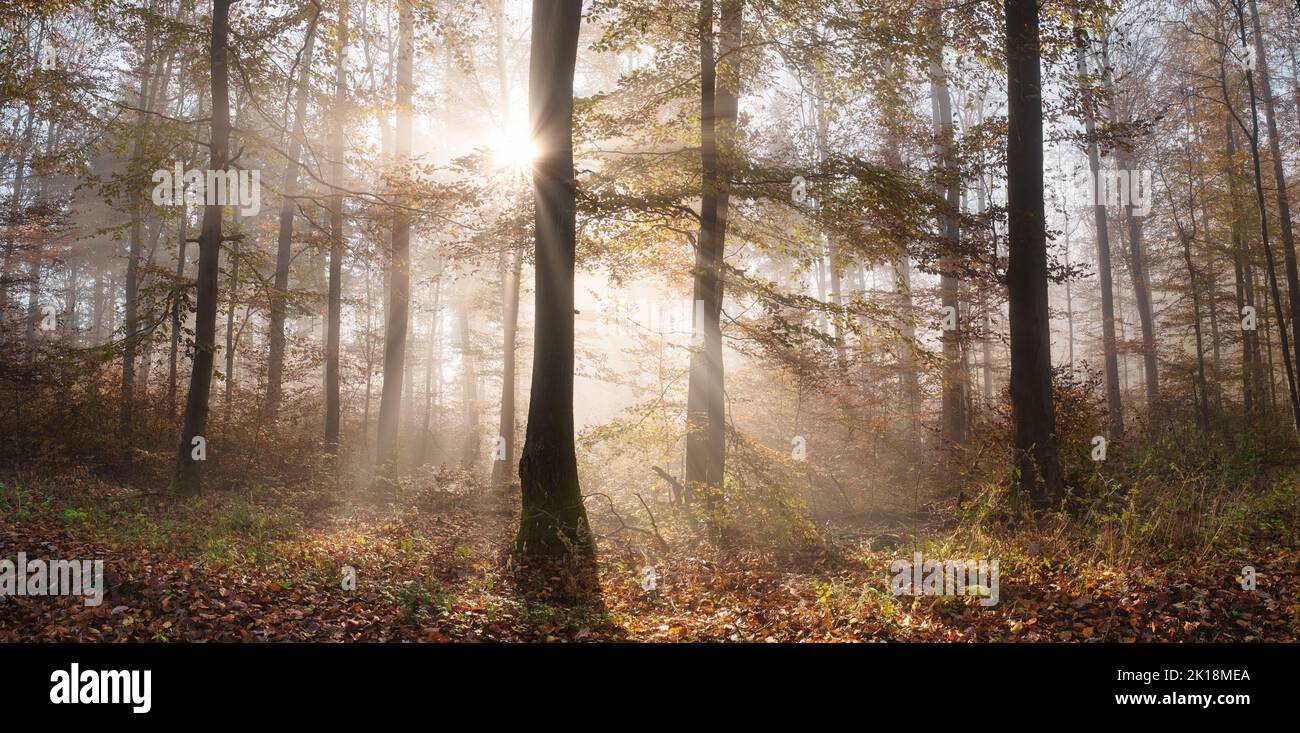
xmin=325 ymin=0 xmax=349 ymax=452
xmin=1005 ymin=0 xmax=1063 ymax=506
xmin=169 ymin=201 xmax=186 ymax=419
xmin=1200 ymin=197 xmax=1222 ymax=412
xmin=1249 ymin=0 xmax=1300 ymax=398
xmin=223 ymin=219 xmax=238 ymax=427
xmin=374 ymin=0 xmax=414 ymax=470
xmin=0 ymin=106 xmax=35 ymax=319
xmin=515 ymin=0 xmax=593 ymax=557
xmin=882 ymin=138 xmax=920 ymax=424
xmin=170 ymin=0 xmax=235 ymax=496
xmin=265 ymin=7 xmax=320 ymax=424
xmin=1225 ymin=111 xmax=1260 ymax=417
xmin=1075 ymin=26 xmax=1124 ymax=436
xmin=1101 ymin=37 xmax=1159 ymax=418
xmin=1235 ymin=0 xmax=1300 ymax=429
xmin=929 ymin=9 xmax=965 ymax=445
xmin=418 ymin=277 xmax=441 ymax=465
xmin=685 ymin=0 xmax=741 ymax=502
xmin=490 ymin=0 xmax=522 ymax=488
xmin=121 ymin=32 xmax=158 ymax=445
xmin=492 ymin=246 xmax=522 ymax=488
xmin=1175 ymin=213 xmax=1210 ymax=427
xmin=457 ymin=281 xmax=480 ymax=469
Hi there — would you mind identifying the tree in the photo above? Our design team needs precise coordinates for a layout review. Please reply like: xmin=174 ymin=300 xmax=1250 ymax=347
xmin=1074 ymin=22 xmax=1123 ymax=437
xmin=490 ymin=0 xmax=523 ymax=491
xmin=928 ymin=6 xmax=965 ymax=446
xmin=1004 ymin=0 xmax=1062 ymax=506
xmin=171 ymin=0 xmax=238 ymax=496
xmin=374 ymin=0 xmax=414 ymax=469
xmin=1101 ymin=35 xmax=1159 ymax=416
xmin=684 ymin=0 xmax=741 ymax=502
xmin=324 ymin=0 xmax=349 ymax=452
xmin=266 ymin=3 xmax=321 ymax=425
xmin=515 ymin=0 xmax=592 ymax=558
xmin=1248 ymin=0 xmax=1300 ymax=404
xmin=1233 ymin=0 xmax=1300 ymax=430
xmin=120 ymin=24 xmax=158 ymax=446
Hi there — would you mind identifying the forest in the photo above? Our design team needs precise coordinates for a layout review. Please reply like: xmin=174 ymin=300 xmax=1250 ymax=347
xmin=1 ymin=0 xmax=1299 ymax=645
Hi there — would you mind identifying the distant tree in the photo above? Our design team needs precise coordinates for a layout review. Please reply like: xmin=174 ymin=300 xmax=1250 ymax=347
xmin=1073 ymin=19 xmax=1123 ymax=437
xmin=266 ymin=2 xmax=321 ymax=425
xmin=375 ymin=0 xmax=414 ymax=470
xmin=325 ymin=0 xmax=349 ymax=452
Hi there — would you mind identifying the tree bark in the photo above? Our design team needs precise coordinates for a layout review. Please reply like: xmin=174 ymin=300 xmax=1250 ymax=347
xmin=1075 ymin=26 xmax=1124 ymax=436
xmin=418 ymin=277 xmax=441 ymax=465
xmin=685 ymin=0 xmax=741 ymax=502
xmin=325 ymin=0 xmax=349 ymax=452
xmin=1235 ymin=0 xmax=1300 ymax=429
xmin=1249 ymin=0 xmax=1300 ymax=398
xmin=1224 ymin=111 xmax=1260 ymax=417
xmin=121 ymin=31 xmax=158 ymax=445
xmin=374 ymin=0 xmax=414 ymax=469
xmin=1005 ymin=0 xmax=1063 ymax=505
xmin=516 ymin=0 xmax=593 ymax=557
xmin=456 ymin=281 xmax=480 ymax=469
xmin=170 ymin=0 xmax=236 ymax=496
xmin=492 ymin=247 xmax=522 ymax=488
xmin=1100 ymin=38 xmax=1159 ymax=417
xmin=929 ymin=8 xmax=965 ymax=445
xmin=265 ymin=6 xmax=320 ymax=424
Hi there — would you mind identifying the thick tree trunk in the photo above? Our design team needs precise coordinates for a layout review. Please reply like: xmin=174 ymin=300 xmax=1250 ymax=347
xmin=1005 ymin=0 xmax=1063 ymax=506
xmin=265 ymin=7 xmax=320 ymax=424
xmin=171 ymin=0 xmax=236 ymax=496
xmin=516 ymin=0 xmax=593 ymax=557
xmin=374 ymin=0 xmax=414 ymax=470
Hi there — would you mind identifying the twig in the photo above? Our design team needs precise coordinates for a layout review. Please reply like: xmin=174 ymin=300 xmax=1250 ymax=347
xmin=634 ymin=492 xmax=669 ymax=551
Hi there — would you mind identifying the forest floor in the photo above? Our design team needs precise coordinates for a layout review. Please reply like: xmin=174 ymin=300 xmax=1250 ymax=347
xmin=2 ymin=471 xmax=1299 ymax=642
